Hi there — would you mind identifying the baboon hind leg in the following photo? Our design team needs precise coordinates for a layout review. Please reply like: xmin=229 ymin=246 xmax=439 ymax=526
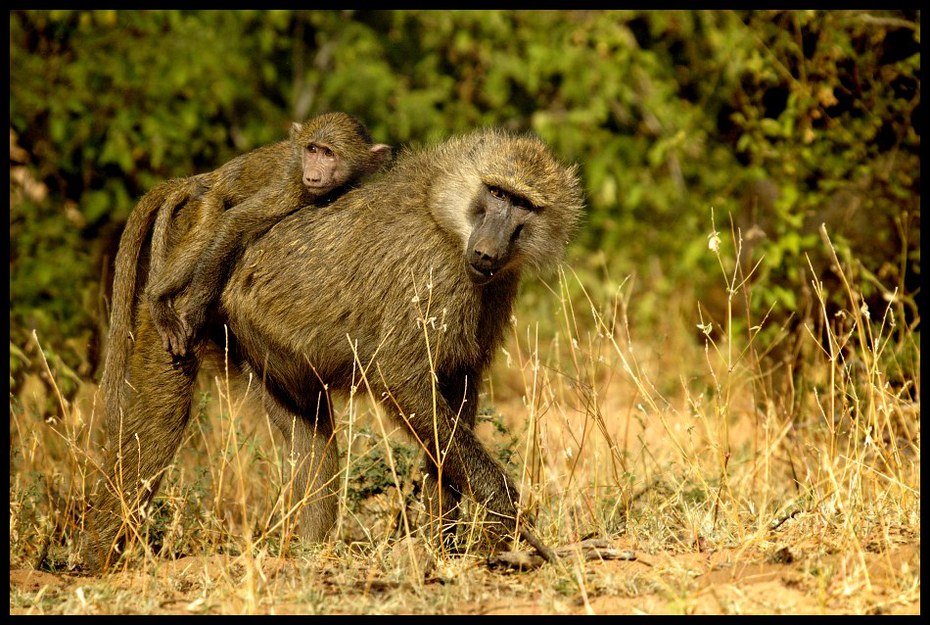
xmin=83 ymin=306 xmax=200 ymax=573
xmin=262 ymin=388 xmax=339 ymax=544
xmin=147 ymin=191 xmax=224 ymax=357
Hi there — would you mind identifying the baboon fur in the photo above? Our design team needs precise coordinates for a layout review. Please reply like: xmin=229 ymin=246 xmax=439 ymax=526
xmin=98 ymin=179 xmax=200 ymax=440
xmin=83 ymin=128 xmax=583 ymax=573
xmin=101 ymin=113 xmax=388 ymax=437
xmin=148 ymin=111 xmax=391 ymax=357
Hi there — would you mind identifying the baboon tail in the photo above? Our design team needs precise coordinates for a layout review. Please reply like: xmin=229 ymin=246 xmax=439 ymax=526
xmin=99 ymin=179 xmax=195 ymax=433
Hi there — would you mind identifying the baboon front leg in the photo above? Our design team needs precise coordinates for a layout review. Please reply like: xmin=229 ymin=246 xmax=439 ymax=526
xmin=396 ymin=375 xmax=557 ymax=563
xmin=83 ymin=306 xmax=200 ymax=573
xmin=419 ymin=369 xmax=480 ymax=552
xmin=262 ymin=389 xmax=339 ymax=544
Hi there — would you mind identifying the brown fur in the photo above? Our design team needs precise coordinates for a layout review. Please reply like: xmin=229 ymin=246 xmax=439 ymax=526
xmin=148 ymin=112 xmax=391 ymax=357
xmin=98 ymin=179 xmax=198 ymax=438
xmin=82 ymin=128 xmax=583 ymax=573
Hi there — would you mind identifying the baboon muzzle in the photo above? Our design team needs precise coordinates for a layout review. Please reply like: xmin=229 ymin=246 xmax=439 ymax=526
xmin=466 ymin=211 xmax=517 ymax=284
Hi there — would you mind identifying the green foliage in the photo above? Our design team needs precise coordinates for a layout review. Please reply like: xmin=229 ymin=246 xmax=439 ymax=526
xmin=345 ymin=428 xmax=418 ymax=507
xmin=721 ymin=11 xmax=920 ymax=320
xmin=477 ymin=407 xmax=521 ymax=467
xmin=9 ymin=10 xmax=920 ymax=389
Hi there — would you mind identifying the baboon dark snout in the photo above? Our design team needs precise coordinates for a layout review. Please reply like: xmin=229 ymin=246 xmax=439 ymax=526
xmin=467 ymin=236 xmax=510 ymax=283
xmin=471 ymin=246 xmax=499 ymax=270
xmin=466 ymin=205 xmax=521 ymax=283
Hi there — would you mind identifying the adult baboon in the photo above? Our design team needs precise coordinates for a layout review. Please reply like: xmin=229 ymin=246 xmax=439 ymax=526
xmin=83 ymin=128 xmax=583 ymax=573
xmin=148 ymin=112 xmax=391 ymax=357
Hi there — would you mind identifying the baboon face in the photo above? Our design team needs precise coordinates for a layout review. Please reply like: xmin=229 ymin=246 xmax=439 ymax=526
xmin=465 ymin=183 xmax=540 ymax=285
xmin=300 ymin=141 xmax=344 ymax=192
xmin=292 ymin=113 xmax=391 ymax=196
xmin=431 ymin=130 xmax=583 ymax=285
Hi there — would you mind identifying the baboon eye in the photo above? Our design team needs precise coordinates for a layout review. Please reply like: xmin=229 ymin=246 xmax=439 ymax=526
xmin=323 ymin=147 xmax=335 ymax=158
xmin=488 ymin=186 xmax=507 ymax=200
xmin=308 ymin=144 xmax=318 ymax=153
xmin=513 ymin=196 xmax=539 ymax=212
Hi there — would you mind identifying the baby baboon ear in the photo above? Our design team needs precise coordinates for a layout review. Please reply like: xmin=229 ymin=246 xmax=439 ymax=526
xmin=290 ymin=121 xmax=304 ymax=138
xmin=367 ymin=144 xmax=393 ymax=173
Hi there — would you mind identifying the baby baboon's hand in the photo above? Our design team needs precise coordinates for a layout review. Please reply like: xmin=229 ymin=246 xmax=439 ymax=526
xmin=174 ymin=300 xmax=207 ymax=357
xmin=150 ymin=299 xmax=191 ymax=357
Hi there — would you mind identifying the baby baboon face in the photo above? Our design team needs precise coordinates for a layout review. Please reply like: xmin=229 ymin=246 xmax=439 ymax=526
xmin=300 ymin=141 xmax=343 ymax=192
xmin=293 ymin=113 xmax=392 ymax=198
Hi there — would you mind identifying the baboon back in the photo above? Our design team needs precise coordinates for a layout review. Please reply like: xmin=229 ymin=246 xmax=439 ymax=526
xmin=224 ymin=183 xmax=504 ymax=412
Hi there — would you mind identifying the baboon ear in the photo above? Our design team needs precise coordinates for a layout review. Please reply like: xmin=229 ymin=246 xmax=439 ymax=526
xmin=290 ymin=122 xmax=303 ymax=138
xmin=368 ymin=144 xmax=392 ymax=171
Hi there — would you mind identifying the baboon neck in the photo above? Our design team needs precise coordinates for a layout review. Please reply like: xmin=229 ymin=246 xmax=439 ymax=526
xmin=476 ymin=274 xmax=519 ymax=356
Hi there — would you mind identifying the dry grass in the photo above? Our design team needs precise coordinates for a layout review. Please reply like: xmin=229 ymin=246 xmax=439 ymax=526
xmin=9 ymin=220 xmax=920 ymax=614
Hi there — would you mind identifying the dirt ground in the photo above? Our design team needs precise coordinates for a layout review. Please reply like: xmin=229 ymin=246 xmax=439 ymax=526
xmin=9 ymin=534 xmax=920 ymax=615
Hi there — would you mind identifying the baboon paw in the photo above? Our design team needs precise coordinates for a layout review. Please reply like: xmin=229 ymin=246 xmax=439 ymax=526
xmin=157 ymin=328 xmax=180 ymax=356
xmin=151 ymin=306 xmax=188 ymax=356
xmin=174 ymin=313 xmax=203 ymax=356
xmin=157 ymin=319 xmax=190 ymax=357
xmin=168 ymin=335 xmax=190 ymax=358
xmin=176 ymin=319 xmax=198 ymax=356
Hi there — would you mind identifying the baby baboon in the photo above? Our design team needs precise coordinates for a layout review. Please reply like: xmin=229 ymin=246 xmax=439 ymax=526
xmin=83 ymin=128 xmax=583 ymax=573
xmin=148 ymin=112 xmax=392 ymax=357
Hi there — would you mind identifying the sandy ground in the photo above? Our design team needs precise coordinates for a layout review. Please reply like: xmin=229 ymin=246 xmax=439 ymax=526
xmin=10 ymin=535 xmax=919 ymax=615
